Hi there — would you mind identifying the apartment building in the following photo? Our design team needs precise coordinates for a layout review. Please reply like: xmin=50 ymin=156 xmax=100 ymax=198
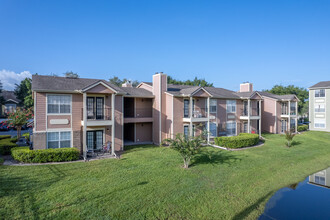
xmin=32 ymin=72 xmax=297 ymax=157
xmin=309 ymin=81 xmax=330 ymax=132
xmin=260 ymin=92 xmax=299 ymax=134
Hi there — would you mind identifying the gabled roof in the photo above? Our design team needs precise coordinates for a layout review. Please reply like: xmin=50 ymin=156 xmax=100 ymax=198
xmin=0 ymin=91 xmax=19 ymax=103
xmin=309 ymin=81 xmax=330 ymax=89
xmin=259 ymin=91 xmax=298 ymax=101
xmin=166 ymin=84 xmax=241 ymax=99
xmin=120 ymin=87 xmax=153 ymax=97
xmin=32 ymin=75 xmax=152 ymax=97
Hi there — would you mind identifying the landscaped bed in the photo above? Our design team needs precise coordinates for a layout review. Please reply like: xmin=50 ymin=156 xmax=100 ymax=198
xmin=0 ymin=131 xmax=330 ymax=219
xmin=214 ymin=133 xmax=260 ymax=149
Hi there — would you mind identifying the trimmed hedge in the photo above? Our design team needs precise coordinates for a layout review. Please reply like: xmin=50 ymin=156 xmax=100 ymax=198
xmin=11 ymin=147 xmax=80 ymax=163
xmin=214 ymin=133 xmax=260 ymax=149
xmin=0 ymin=135 xmax=11 ymax=140
xmin=0 ymin=138 xmax=17 ymax=155
xmin=298 ymin=124 xmax=308 ymax=132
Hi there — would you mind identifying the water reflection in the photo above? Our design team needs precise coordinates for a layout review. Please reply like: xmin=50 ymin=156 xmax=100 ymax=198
xmin=259 ymin=167 xmax=330 ymax=220
xmin=309 ymin=168 xmax=330 ymax=188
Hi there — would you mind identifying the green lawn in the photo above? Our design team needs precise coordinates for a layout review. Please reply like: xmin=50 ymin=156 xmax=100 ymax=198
xmin=1 ymin=131 xmax=330 ymax=219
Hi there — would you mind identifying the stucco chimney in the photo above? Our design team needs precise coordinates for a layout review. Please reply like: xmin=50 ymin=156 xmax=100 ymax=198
xmin=240 ymin=82 xmax=253 ymax=92
xmin=152 ymin=72 xmax=167 ymax=145
xmin=122 ymin=80 xmax=133 ymax=87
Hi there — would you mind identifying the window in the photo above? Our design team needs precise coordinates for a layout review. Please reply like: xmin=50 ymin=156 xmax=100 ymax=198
xmin=315 ymin=104 xmax=325 ymax=113
xmin=47 ymin=95 xmax=71 ymax=114
xmin=281 ymin=120 xmax=287 ymax=133
xmin=290 ymin=102 xmax=296 ymax=115
xmin=290 ymin=119 xmax=296 ymax=130
xmin=47 ymin=131 xmax=71 ymax=148
xmin=281 ymin=102 xmax=288 ymax=115
xmin=184 ymin=125 xmax=189 ymax=137
xmin=315 ymin=119 xmax=326 ymax=128
xmin=226 ymin=121 xmax=236 ymax=136
xmin=226 ymin=100 xmax=236 ymax=113
xmin=315 ymin=175 xmax=326 ymax=185
xmin=315 ymin=89 xmax=325 ymax=98
xmin=210 ymin=99 xmax=217 ymax=113
xmin=210 ymin=122 xmax=217 ymax=137
xmin=4 ymin=104 xmax=16 ymax=114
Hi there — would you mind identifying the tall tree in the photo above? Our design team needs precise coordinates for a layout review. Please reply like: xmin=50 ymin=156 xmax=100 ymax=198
xmin=167 ymin=76 xmax=213 ymax=87
xmin=0 ymin=80 xmax=4 ymax=106
xmin=109 ymin=76 xmax=140 ymax=87
xmin=264 ymin=85 xmax=308 ymax=114
xmin=64 ymin=71 xmax=79 ymax=78
xmin=14 ymin=78 xmax=33 ymax=108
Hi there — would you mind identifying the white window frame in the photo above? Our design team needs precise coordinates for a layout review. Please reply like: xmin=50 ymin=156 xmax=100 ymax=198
xmin=315 ymin=104 xmax=325 ymax=113
xmin=315 ymin=89 xmax=325 ymax=98
xmin=314 ymin=119 xmax=326 ymax=129
xmin=209 ymin=99 xmax=217 ymax=113
xmin=47 ymin=94 xmax=72 ymax=115
xmin=47 ymin=131 xmax=72 ymax=148
xmin=226 ymin=121 xmax=236 ymax=136
xmin=226 ymin=100 xmax=236 ymax=113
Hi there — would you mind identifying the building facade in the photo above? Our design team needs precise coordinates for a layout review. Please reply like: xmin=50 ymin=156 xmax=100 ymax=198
xmin=309 ymin=81 xmax=330 ymax=132
xmin=32 ymin=73 xmax=299 ymax=157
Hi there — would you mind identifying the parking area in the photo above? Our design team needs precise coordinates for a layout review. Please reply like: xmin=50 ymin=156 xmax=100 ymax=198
xmin=0 ymin=128 xmax=32 ymax=137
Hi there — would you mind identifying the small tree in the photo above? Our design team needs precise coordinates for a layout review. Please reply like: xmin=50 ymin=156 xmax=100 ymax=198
xmin=7 ymin=108 xmax=33 ymax=139
xmin=162 ymin=133 xmax=205 ymax=169
xmin=285 ymin=130 xmax=295 ymax=147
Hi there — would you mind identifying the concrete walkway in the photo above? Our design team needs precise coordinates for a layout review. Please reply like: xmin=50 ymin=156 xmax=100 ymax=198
xmin=207 ymin=141 xmax=265 ymax=151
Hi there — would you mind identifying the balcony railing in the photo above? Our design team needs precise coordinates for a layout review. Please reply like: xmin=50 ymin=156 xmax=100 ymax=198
xmin=124 ymin=108 xmax=152 ymax=118
xmin=82 ymin=107 xmax=112 ymax=120
xmin=241 ymin=107 xmax=260 ymax=117
xmin=184 ymin=108 xmax=208 ymax=118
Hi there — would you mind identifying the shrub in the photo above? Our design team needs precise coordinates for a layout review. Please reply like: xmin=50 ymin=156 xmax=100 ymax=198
xmin=297 ymin=124 xmax=308 ymax=132
xmin=214 ymin=133 xmax=260 ymax=149
xmin=22 ymin=133 xmax=30 ymax=140
xmin=285 ymin=130 xmax=295 ymax=147
xmin=0 ymin=135 xmax=11 ymax=140
xmin=0 ymin=139 xmax=18 ymax=155
xmin=11 ymin=147 xmax=80 ymax=163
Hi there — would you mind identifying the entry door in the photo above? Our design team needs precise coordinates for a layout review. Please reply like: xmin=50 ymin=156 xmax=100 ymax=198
xmin=281 ymin=120 xmax=287 ymax=133
xmin=87 ymin=97 xmax=95 ymax=119
xmin=96 ymin=97 xmax=104 ymax=120
xmin=87 ymin=130 xmax=103 ymax=150
xmin=243 ymin=122 xmax=248 ymax=133
xmin=243 ymin=101 xmax=248 ymax=116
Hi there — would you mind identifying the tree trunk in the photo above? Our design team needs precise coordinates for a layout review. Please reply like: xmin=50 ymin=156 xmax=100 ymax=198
xmin=183 ymin=157 xmax=191 ymax=169
xmin=17 ymin=126 xmax=21 ymax=139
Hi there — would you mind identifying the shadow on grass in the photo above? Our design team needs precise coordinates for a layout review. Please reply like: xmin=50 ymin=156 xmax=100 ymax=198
xmin=124 ymin=144 xmax=157 ymax=153
xmin=233 ymin=191 xmax=274 ymax=220
xmin=190 ymin=150 xmax=242 ymax=167
xmin=291 ymin=140 xmax=302 ymax=146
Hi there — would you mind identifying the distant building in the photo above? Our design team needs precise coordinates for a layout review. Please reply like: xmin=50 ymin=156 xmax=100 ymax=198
xmin=309 ymin=81 xmax=330 ymax=132
xmin=0 ymin=91 xmax=20 ymax=117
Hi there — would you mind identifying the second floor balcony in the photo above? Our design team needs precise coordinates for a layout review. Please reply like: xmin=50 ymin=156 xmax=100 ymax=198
xmin=124 ymin=108 xmax=152 ymax=118
xmin=281 ymin=102 xmax=297 ymax=116
xmin=81 ymin=107 xmax=113 ymax=127
xmin=240 ymin=107 xmax=260 ymax=117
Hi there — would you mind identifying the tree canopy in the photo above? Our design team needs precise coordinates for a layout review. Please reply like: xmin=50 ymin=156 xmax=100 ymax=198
xmin=167 ymin=76 xmax=213 ymax=87
xmin=64 ymin=71 xmax=79 ymax=78
xmin=0 ymin=80 xmax=4 ymax=106
xmin=14 ymin=78 xmax=33 ymax=108
xmin=264 ymin=85 xmax=309 ymax=114
xmin=109 ymin=76 xmax=139 ymax=87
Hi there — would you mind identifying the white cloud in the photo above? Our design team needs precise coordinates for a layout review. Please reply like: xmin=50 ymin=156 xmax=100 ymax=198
xmin=0 ymin=69 xmax=32 ymax=91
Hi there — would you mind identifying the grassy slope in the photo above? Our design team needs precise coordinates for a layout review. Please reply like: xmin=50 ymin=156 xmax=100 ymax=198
xmin=0 ymin=131 xmax=330 ymax=219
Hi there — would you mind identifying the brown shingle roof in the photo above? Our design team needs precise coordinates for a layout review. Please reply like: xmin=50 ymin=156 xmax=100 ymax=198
xmin=259 ymin=91 xmax=297 ymax=101
xmin=1 ymin=91 xmax=19 ymax=103
xmin=309 ymin=81 xmax=330 ymax=89
xmin=32 ymin=75 xmax=152 ymax=97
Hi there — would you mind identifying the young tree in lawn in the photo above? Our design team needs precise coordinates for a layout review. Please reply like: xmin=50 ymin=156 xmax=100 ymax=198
xmin=162 ymin=133 xmax=205 ymax=169
xmin=7 ymin=108 xmax=33 ymax=139
xmin=285 ymin=130 xmax=296 ymax=147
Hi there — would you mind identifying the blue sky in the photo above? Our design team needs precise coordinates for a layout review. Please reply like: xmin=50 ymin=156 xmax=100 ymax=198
xmin=0 ymin=0 xmax=330 ymax=91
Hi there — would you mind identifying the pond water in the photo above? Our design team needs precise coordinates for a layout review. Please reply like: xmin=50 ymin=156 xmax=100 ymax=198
xmin=259 ymin=167 xmax=330 ymax=220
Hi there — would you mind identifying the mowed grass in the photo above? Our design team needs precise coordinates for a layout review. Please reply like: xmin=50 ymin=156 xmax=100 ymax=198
xmin=1 ymin=131 xmax=330 ymax=219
